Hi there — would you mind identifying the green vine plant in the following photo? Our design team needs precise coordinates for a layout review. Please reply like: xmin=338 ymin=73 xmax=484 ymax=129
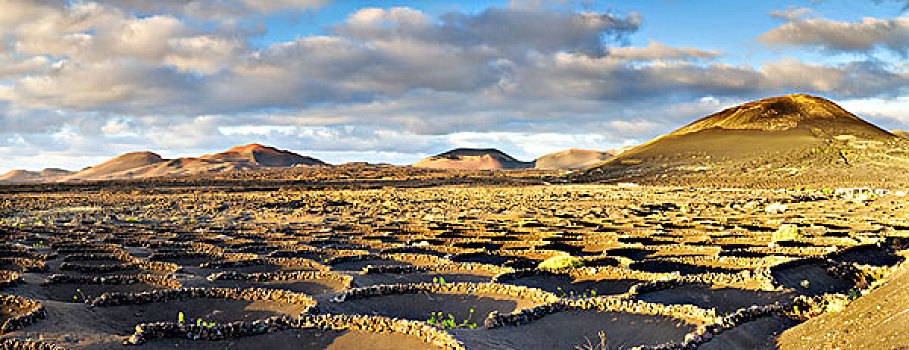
xmin=72 ymin=288 xmax=89 ymax=303
xmin=426 ymin=308 xmax=477 ymax=329
xmin=196 ymin=318 xmax=216 ymax=327
xmin=177 ymin=312 xmax=217 ymax=328
xmin=432 ymin=276 xmax=448 ymax=286
xmin=555 ymin=286 xmax=598 ymax=299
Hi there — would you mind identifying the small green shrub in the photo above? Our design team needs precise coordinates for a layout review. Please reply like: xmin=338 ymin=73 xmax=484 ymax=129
xmin=426 ymin=309 xmax=476 ymax=329
xmin=73 ymin=288 xmax=89 ymax=303
xmin=555 ymin=287 xmax=597 ymax=298
xmin=771 ymin=224 xmax=800 ymax=245
xmin=538 ymin=255 xmax=584 ymax=270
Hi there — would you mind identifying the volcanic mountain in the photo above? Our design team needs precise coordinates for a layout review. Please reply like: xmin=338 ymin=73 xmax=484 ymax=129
xmin=199 ymin=143 xmax=325 ymax=167
xmin=1 ymin=144 xmax=327 ymax=183
xmin=412 ymin=148 xmax=534 ymax=170
xmin=58 ymin=152 xmax=166 ymax=182
xmin=534 ymin=149 xmax=625 ymax=170
xmin=576 ymin=94 xmax=909 ymax=186
xmin=0 ymin=168 xmax=73 ymax=183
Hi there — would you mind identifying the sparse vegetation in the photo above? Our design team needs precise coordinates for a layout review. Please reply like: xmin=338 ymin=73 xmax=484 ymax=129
xmin=771 ymin=224 xmax=801 ymax=246
xmin=0 ymin=162 xmax=906 ymax=349
xmin=538 ymin=255 xmax=584 ymax=270
xmin=555 ymin=287 xmax=597 ymax=299
xmin=575 ymin=332 xmax=615 ymax=350
xmin=426 ymin=309 xmax=477 ymax=329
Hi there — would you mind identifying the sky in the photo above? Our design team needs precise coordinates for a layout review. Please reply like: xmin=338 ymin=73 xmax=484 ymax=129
xmin=1 ymin=0 xmax=908 ymax=172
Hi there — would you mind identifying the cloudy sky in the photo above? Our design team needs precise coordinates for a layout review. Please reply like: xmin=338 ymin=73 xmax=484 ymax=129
xmin=1 ymin=0 xmax=908 ymax=172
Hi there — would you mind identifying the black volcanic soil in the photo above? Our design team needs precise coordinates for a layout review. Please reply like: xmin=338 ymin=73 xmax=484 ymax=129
xmin=636 ymin=284 xmax=792 ymax=314
xmin=501 ymin=274 xmax=642 ymax=297
xmin=138 ymin=328 xmax=437 ymax=350
xmin=352 ymin=271 xmax=497 ymax=287
xmin=452 ymin=311 xmax=696 ymax=349
xmin=701 ymin=316 xmax=800 ymax=350
xmin=325 ymin=292 xmax=537 ymax=323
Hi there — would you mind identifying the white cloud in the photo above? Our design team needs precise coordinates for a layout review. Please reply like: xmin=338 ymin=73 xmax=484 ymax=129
xmin=163 ymin=35 xmax=243 ymax=74
xmin=0 ymin=55 xmax=51 ymax=79
xmin=5 ymin=59 xmax=196 ymax=110
xmin=759 ymin=14 xmax=909 ymax=55
xmin=607 ymin=40 xmax=721 ymax=61
xmin=840 ymin=96 xmax=909 ymax=125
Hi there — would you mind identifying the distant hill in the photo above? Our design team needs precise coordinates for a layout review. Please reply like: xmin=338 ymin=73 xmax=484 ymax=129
xmin=575 ymin=94 xmax=909 ymax=187
xmin=1 ymin=144 xmax=327 ymax=183
xmin=534 ymin=149 xmax=624 ymax=170
xmin=413 ymin=148 xmax=534 ymax=170
xmin=0 ymin=168 xmax=73 ymax=183
xmin=200 ymin=144 xmax=325 ymax=167
xmin=893 ymin=130 xmax=909 ymax=139
xmin=59 ymin=152 xmax=166 ymax=182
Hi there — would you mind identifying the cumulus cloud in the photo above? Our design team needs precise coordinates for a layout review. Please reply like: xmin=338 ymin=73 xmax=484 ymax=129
xmin=1 ymin=1 xmax=245 ymax=74
xmin=607 ymin=40 xmax=721 ymax=61
xmin=86 ymin=0 xmax=330 ymax=19
xmin=336 ymin=7 xmax=642 ymax=56
xmin=0 ymin=54 xmax=51 ymax=79
xmin=0 ymin=2 xmax=908 ymax=173
xmin=769 ymin=7 xmax=813 ymax=22
xmin=840 ymin=96 xmax=909 ymax=126
xmin=759 ymin=14 xmax=909 ymax=55
xmin=4 ymin=2 xmax=904 ymax=116
xmin=2 ymin=59 xmax=199 ymax=111
xmin=501 ymin=53 xmax=907 ymax=102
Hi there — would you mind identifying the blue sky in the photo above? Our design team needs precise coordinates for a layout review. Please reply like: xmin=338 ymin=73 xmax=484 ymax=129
xmin=259 ymin=0 xmax=905 ymax=60
xmin=1 ymin=0 xmax=908 ymax=172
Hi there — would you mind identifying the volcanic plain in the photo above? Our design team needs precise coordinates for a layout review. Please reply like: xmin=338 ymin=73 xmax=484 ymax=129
xmin=1 ymin=95 xmax=908 ymax=349
xmin=0 ymin=163 xmax=906 ymax=349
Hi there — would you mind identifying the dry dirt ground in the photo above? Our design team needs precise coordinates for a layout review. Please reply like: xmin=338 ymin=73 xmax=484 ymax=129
xmin=778 ymin=262 xmax=909 ymax=350
xmin=0 ymin=166 xmax=907 ymax=349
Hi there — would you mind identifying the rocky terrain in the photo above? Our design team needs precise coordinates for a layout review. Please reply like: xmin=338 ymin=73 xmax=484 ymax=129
xmin=0 ymin=165 xmax=906 ymax=349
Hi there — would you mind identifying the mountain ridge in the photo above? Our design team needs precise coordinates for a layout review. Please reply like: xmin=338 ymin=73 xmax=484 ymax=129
xmin=1 ymin=144 xmax=327 ymax=184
